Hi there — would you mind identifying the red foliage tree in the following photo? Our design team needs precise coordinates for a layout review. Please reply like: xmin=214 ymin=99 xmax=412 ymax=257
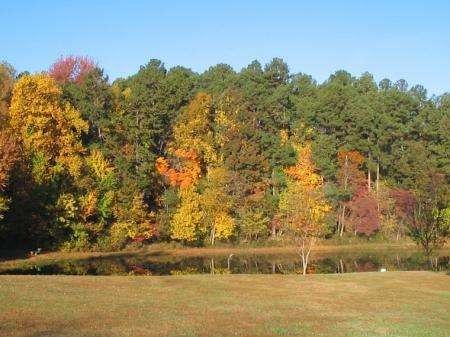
xmin=391 ymin=189 xmax=416 ymax=223
xmin=348 ymin=193 xmax=380 ymax=235
xmin=48 ymin=56 xmax=95 ymax=84
xmin=336 ymin=150 xmax=369 ymax=235
xmin=336 ymin=150 xmax=381 ymax=236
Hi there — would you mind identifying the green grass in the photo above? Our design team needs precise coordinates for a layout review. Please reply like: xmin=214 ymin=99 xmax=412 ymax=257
xmin=0 ymin=271 xmax=449 ymax=336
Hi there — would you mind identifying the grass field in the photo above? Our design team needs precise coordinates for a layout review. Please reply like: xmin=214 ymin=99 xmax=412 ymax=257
xmin=1 ymin=271 xmax=449 ymax=337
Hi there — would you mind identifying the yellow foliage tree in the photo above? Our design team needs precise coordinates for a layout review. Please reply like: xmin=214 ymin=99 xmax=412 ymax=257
xmin=86 ymin=149 xmax=114 ymax=181
xmin=9 ymin=74 xmax=87 ymax=181
xmin=158 ymin=92 xmax=231 ymax=243
xmin=66 ymin=149 xmax=117 ymax=244
xmin=213 ymin=92 xmax=240 ymax=152
xmin=111 ymin=193 xmax=157 ymax=248
xmin=170 ymin=92 xmax=217 ymax=166
xmin=211 ymin=212 xmax=235 ymax=243
xmin=200 ymin=167 xmax=236 ymax=244
xmin=284 ymin=144 xmax=323 ymax=188
xmin=170 ymin=186 xmax=204 ymax=242
xmin=0 ymin=63 xmax=15 ymax=125
xmin=279 ymin=143 xmax=331 ymax=275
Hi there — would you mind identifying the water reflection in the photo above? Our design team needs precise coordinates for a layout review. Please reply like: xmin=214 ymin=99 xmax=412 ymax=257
xmin=1 ymin=251 xmax=448 ymax=276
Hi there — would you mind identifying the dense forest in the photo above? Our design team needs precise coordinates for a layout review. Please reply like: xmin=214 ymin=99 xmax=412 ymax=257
xmin=0 ymin=56 xmax=448 ymax=252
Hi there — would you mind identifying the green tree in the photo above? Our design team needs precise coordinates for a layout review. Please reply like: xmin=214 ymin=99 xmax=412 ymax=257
xmin=408 ymin=172 xmax=449 ymax=255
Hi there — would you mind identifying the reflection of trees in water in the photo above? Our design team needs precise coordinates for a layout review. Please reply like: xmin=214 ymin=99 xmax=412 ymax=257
xmin=1 ymin=251 xmax=448 ymax=275
xmin=316 ymin=253 xmax=449 ymax=274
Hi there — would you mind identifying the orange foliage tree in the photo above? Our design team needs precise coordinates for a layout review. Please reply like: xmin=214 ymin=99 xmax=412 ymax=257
xmin=156 ymin=93 xmax=214 ymax=242
xmin=156 ymin=149 xmax=201 ymax=190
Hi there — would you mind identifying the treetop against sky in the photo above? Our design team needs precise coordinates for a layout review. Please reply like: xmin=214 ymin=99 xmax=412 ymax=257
xmin=1 ymin=0 xmax=449 ymax=95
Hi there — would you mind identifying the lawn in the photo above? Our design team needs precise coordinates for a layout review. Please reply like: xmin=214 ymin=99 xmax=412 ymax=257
xmin=0 ymin=271 xmax=449 ymax=337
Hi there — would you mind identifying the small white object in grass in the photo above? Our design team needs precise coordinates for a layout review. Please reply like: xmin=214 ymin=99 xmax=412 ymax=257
xmin=380 ymin=268 xmax=387 ymax=272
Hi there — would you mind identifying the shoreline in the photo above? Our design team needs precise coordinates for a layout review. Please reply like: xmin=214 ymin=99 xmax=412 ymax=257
xmin=2 ymin=241 xmax=448 ymax=267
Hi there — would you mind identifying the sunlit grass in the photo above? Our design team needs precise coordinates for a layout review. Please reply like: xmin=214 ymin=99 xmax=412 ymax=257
xmin=0 ymin=271 xmax=449 ymax=336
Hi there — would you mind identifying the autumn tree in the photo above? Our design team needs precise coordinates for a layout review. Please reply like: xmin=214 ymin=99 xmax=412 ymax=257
xmin=110 ymin=193 xmax=157 ymax=249
xmin=104 ymin=60 xmax=196 ymax=220
xmin=348 ymin=194 xmax=380 ymax=236
xmin=8 ymin=74 xmax=88 ymax=247
xmin=170 ymin=92 xmax=216 ymax=166
xmin=156 ymin=149 xmax=204 ymax=243
xmin=0 ymin=131 xmax=20 ymax=220
xmin=279 ymin=144 xmax=331 ymax=274
xmin=2 ymin=56 xmax=449 ymax=251
xmin=157 ymin=92 xmax=240 ymax=245
xmin=49 ymin=55 xmax=95 ymax=84
xmin=0 ymin=62 xmax=15 ymax=121
xmin=157 ymin=92 xmax=216 ymax=243
xmin=391 ymin=188 xmax=416 ymax=239
xmin=156 ymin=149 xmax=201 ymax=189
xmin=10 ymin=74 xmax=88 ymax=181
xmin=239 ymin=205 xmax=270 ymax=241
xmin=335 ymin=150 xmax=380 ymax=236
xmin=58 ymin=149 xmax=117 ymax=249
xmin=170 ymin=186 xmax=203 ymax=242
xmin=200 ymin=167 xmax=236 ymax=244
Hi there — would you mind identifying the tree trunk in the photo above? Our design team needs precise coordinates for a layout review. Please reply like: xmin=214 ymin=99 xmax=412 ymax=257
xmin=300 ymin=238 xmax=313 ymax=275
xmin=210 ymin=258 xmax=215 ymax=275
xmin=367 ymin=152 xmax=372 ymax=192
xmin=338 ymin=154 xmax=349 ymax=237
xmin=97 ymin=127 xmax=103 ymax=141
xmin=271 ymin=225 xmax=276 ymax=238
xmin=344 ymin=155 xmax=349 ymax=190
xmin=227 ymin=254 xmax=233 ymax=270
xmin=376 ymin=162 xmax=380 ymax=195
xmin=339 ymin=205 xmax=346 ymax=237
xmin=376 ymin=161 xmax=380 ymax=211
xmin=271 ymin=169 xmax=278 ymax=197
xmin=337 ymin=205 xmax=341 ymax=235
xmin=302 ymin=256 xmax=307 ymax=275
xmin=210 ymin=226 xmax=215 ymax=246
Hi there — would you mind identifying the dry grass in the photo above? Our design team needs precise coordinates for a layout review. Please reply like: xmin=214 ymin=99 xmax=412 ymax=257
xmin=0 ymin=271 xmax=449 ymax=336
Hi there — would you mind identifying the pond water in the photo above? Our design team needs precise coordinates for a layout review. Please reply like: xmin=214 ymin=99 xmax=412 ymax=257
xmin=0 ymin=250 xmax=448 ymax=275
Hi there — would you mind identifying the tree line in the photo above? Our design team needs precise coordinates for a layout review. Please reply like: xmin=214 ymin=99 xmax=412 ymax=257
xmin=0 ymin=56 xmax=448 ymax=255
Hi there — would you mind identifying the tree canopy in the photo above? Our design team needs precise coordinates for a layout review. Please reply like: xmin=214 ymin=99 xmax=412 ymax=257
xmin=0 ymin=56 xmax=448 ymax=252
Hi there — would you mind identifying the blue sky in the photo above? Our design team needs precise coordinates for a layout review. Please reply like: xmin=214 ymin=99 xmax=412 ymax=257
xmin=1 ymin=0 xmax=449 ymax=95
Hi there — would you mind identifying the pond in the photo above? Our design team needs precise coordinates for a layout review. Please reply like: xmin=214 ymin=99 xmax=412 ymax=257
xmin=0 ymin=249 xmax=448 ymax=275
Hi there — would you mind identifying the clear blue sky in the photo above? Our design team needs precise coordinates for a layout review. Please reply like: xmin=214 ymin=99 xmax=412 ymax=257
xmin=1 ymin=0 xmax=449 ymax=95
